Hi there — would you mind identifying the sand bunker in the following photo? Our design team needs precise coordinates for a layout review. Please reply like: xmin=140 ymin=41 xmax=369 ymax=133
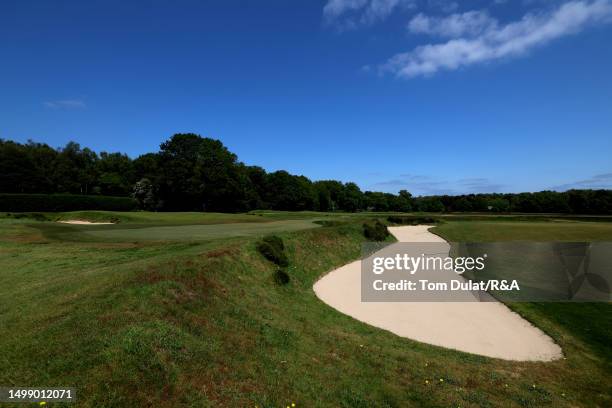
xmin=58 ymin=220 xmax=115 ymax=225
xmin=313 ymin=225 xmax=562 ymax=361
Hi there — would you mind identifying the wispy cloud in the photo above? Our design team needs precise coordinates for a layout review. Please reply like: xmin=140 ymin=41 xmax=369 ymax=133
xmin=551 ymin=172 xmax=612 ymax=191
xmin=373 ymin=178 xmax=455 ymax=195
xmin=44 ymin=100 xmax=86 ymax=110
xmin=372 ymin=175 xmax=504 ymax=195
xmin=408 ymin=10 xmax=496 ymax=37
xmin=381 ymin=0 xmax=612 ymax=78
xmin=458 ymin=177 xmax=505 ymax=192
xmin=323 ymin=0 xmax=416 ymax=29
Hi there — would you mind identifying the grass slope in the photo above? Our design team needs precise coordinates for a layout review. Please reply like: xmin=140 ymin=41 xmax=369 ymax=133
xmin=0 ymin=216 xmax=610 ymax=407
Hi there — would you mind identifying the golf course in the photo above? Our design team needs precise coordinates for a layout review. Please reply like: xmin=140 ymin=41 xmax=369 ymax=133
xmin=1 ymin=211 xmax=610 ymax=407
xmin=3 ymin=0 xmax=612 ymax=405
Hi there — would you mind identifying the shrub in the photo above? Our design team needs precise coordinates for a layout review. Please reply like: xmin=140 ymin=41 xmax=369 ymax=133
xmin=274 ymin=269 xmax=290 ymax=285
xmin=363 ymin=220 xmax=390 ymax=241
xmin=4 ymin=212 xmax=50 ymax=221
xmin=0 ymin=193 xmax=137 ymax=212
xmin=256 ymin=235 xmax=289 ymax=267
xmin=132 ymin=178 xmax=159 ymax=210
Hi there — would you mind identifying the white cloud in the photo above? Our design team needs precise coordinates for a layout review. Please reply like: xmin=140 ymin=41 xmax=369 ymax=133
xmin=323 ymin=0 xmax=416 ymax=28
xmin=323 ymin=0 xmax=368 ymax=20
xmin=408 ymin=10 xmax=497 ymax=37
xmin=382 ymin=0 xmax=612 ymax=78
xmin=44 ymin=100 xmax=86 ymax=109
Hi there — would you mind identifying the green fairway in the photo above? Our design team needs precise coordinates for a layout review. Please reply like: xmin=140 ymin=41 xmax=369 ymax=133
xmin=0 ymin=213 xmax=610 ymax=407
xmin=12 ymin=210 xmax=268 ymax=224
xmin=433 ymin=220 xmax=612 ymax=241
xmin=73 ymin=219 xmax=320 ymax=241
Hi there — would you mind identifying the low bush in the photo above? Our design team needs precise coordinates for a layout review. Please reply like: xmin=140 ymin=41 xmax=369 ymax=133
xmin=363 ymin=220 xmax=390 ymax=241
xmin=4 ymin=212 xmax=50 ymax=221
xmin=256 ymin=235 xmax=289 ymax=267
xmin=0 ymin=193 xmax=137 ymax=212
xmin=274 ymin=269 xmax=290 ymax=285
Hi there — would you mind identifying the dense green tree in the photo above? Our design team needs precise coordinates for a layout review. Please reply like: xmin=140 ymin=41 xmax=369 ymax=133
xmin=97 ymin=152 xmax=134 ymax=195
xmin=396 ymin=190 xmax=413 ymax=212
xmin=0 ymin=140 xmax=39 ymax=193
xmin=158 ymin=133 xmax=250 ymax=211
xmin=243 ymin=165 xmax=268 ymax=209
xmin=416 ymin=197 xmax=445 ymax=212
xmin=314 ymin=180 xmax=345 ymax=211
xmin=265 ymin=171 xmax=318 ymax=211
xmin=1 ymin=137 xmax=611 ymax=214
xmin=53 ymin=142 xmax=99 ymax=194
xmin=453 ymin=197 xmax=473 ymax=212
xmin=487 ymin=197 xmax=510 ymax=212
xmin=339 ymin=182 xmax=363 ymax=212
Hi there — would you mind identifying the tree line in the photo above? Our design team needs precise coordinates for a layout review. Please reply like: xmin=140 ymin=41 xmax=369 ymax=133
xmin=1 ymin=134 xmax=611 ymax=214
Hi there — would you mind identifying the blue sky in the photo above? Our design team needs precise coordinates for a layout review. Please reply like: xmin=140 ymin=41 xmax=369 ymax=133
xmin=1 ymin=0 xmax=611 ymax=195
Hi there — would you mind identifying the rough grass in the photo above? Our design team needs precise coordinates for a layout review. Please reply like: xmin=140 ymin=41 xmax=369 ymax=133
xmin=32 ymin=219 xmax=319 ymax=243
xmin=0 ymin=217 xmax=610 ymax=406
xmin=9 ymin=210 xmax=267 ymax=225
xmin=432 ymin=220 xmax=612 ymax=241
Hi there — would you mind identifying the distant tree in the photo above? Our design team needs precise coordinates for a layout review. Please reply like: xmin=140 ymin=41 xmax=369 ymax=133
xmin=0 ymin=140 xmax=37 ymax=193
xmin=396 ymin=190 xmax=413 ymax=212
xmin=133 ymin=153 xmax=160 ymax=181
xmin=1 ymin=137 xmax=611 ymax=215
xmin=132 ymin=178 xmax=158 ymax=210
xmin=157 ymin=133 xmax=250 ymax=211
xmin=314 ymin=180 xmax=345 ymax=211
xmin=340 ymin=182 xmax=363 ymax=212
xmin=453 ymin=197 xmax=473 ymax=212
xmin=314 ymin=182 xmax=332 ymax=212
xmin=96 ymin=152 xmax=134 ymax=195
xmin=25 ymin=140 xmax=58 ymax=192
xmin=243 ymin=165 xmax=268 ymax=209
xmin=487 ymin=197 xmax=510 ymax=212
xmin=265 ymin=171 xmax=318 ymax=211
xmin=416 ymin=197 xmax=445 ymax=212
xmin=53 ymin=142 xmax=98 ymax=194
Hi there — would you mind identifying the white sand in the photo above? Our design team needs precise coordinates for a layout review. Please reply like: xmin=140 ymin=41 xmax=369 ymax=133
xmin=58 ymin=220 xmax=115 ymax=225
xmin=313 ymin=225 xmax=563 ymax=361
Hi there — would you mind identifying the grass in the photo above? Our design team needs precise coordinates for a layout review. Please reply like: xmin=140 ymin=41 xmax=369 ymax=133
xmin=433 ymin=220 xmax=612 ymax=241
xmin=35 ymin=219 xmax=321 ymax=242
xmin=433 ymin=220 xmax=612 ymax=384
xmin=0 ymin=212 xmax=610 ymax=407
xmin=4 ymin=210 xmax=268 ymax=224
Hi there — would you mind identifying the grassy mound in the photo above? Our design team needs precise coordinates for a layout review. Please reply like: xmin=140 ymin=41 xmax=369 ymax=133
xmin=0 ymin=216 xmax=610 ymax=406
xmin=363 ymin=220 xmax=390 ymax=241
xmin=257 ymin=235 xmax=289 ymax=267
